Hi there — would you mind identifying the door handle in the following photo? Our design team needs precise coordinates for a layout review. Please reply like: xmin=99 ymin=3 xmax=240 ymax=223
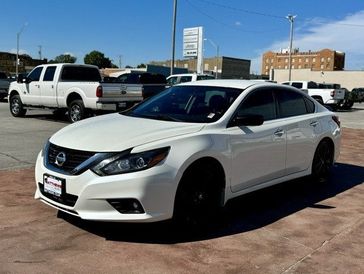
xmin=310 ymin=121 xmax=319 ymax=127
xmin=35 ymin=84 xmax=40 ymax=88
xmin=274 ymin=129 xmax=284 ymax=137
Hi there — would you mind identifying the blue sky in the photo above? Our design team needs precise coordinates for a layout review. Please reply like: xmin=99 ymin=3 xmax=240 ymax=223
xmin=1 ymin=0 xmax=364 ymax=73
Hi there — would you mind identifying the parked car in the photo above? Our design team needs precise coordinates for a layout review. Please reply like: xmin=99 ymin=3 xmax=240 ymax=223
xmin=282 ymin=81 xmax=345 ymax=110
xmin=0 ymin=72 xmax=13 ymax=100
xmin=351 ymin=88 xmax=364 ymax=103
xmin=167 ymin=73 xmax=215 ymax=86
xmin=35 ymin=80 xmax=341 ymax=225
xmin=8 ymin=64 xmax=167 ymax=122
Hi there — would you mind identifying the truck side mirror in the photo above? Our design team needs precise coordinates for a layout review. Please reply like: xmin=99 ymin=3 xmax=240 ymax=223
xmin=17 ymin=74 xmax=24 ymax=83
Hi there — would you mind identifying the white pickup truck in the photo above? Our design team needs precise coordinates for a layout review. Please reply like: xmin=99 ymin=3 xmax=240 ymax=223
xmin=8 ymin=64 xmax=166 ymax=122
xmin=282 ymin=81 xmax=345 ymax=110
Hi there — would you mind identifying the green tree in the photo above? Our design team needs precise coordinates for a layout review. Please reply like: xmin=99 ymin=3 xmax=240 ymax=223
xmin=49 ymin=54 xmax=77 ymax=63
xmin=84 ymin=50 xmax=113 ymax=68
xmin=137 ymin=63 xmax=146 ymax=68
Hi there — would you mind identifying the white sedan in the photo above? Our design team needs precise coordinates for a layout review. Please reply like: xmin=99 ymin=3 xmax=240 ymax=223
xmin=34 ymin=80 xmax=341 ymax=224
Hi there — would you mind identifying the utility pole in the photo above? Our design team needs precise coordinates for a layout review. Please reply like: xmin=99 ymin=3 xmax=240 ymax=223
xmin=118 ymin=55 xmax=123 ymax=68
xmin=286 ymin=14 xmax=296 ymax=81
xmin=170 ymin=0 xmax=177 ymax=75
xmin=38 ymin=45 xmax=42 ymax=60
xmin=204 ymin=38 xmax=219 ymax=79
xmin=16 ymin=23 xmax=28 ymax=76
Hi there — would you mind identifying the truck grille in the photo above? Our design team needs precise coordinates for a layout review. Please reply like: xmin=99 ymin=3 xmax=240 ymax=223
xmin=47 ymin=143 xmax=96 ymax=174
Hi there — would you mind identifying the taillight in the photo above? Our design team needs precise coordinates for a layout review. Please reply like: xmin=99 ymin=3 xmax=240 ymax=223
xmin=332 ymin=115 xmax=340 ymax=128
xmin=96 ymin=86 xmax=103 ymax=97
xmin=330 ymin=90 xmax=335 ymax=97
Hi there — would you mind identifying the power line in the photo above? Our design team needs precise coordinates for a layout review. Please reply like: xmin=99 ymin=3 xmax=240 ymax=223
xmin=185 ymin=0 xmax=282 ymax=33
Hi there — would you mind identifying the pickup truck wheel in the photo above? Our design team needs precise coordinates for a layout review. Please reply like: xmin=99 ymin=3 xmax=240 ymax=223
xmin=9 ymin=95 xmax=27 ymax=117
xmin=68 ymin=100 xmax=86 ymax=123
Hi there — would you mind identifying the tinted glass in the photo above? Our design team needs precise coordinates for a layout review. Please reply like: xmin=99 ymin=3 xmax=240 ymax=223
xmin=180 ymin=76 xmax=192 ymax=83
xmin=43 ymin=66 xmax=56 ymax=81
xmin=237 ymin=89 xmax=276 ymax=121
xmin=291 ymin=82 xmax=303 ymax=89
xmin=307 ymin=81 xmax=318 ymax=89
xmin=28 ymin=67 xmax=43 ymax=81
xmin=304 ymin=97 xmax=315 ymax=113
xmin=197 ymin=75 xmax=215 ymax=80
xmin=124 ymin=85 xmax=243 ymax=123
xmin=167 ymin=77 xmax=178 ymax=86
xmin=276 ymin=89 xmax=307 ymax=118
xmin=61 ymin=66 xmax=101 ymax=81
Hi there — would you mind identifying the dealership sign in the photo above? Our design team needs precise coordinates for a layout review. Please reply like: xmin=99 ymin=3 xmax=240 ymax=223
xmin=183 ymin=27 xmax=203 ymax=58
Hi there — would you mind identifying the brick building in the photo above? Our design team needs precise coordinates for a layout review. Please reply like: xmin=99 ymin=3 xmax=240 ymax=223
xmin=261 ymin=48 xmax=345 ymax=76
xmin=0 ymin=52 xmax=47 ymax=75
xmin=150 ymin=56 xmax=251 ymax=79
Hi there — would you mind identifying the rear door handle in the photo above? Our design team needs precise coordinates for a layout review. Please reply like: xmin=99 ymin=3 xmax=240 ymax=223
xmin=310 ymin=121 xmax=319 ymax=127
xmin=274 ymin=129 xmax=284 ymax=137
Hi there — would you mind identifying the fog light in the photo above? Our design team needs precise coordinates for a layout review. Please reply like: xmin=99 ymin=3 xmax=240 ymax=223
xmin=107 ymin=198 xmax=145 ymax=214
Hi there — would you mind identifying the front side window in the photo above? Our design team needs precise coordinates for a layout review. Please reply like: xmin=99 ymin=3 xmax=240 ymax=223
xmin=124 ymin=85 xmax=243 ymax=123
xmin=179 ymin=76 xmax=192 ymax=83
xmin=28 ymin=67 xmax=43 ymax=81
xmin=236 ymin=89 xmax=276 ymax=121
xmin=167 ymin=77 xmax=178 ymax=86
xmin=43 ymin=66 xmax=56 ymax=81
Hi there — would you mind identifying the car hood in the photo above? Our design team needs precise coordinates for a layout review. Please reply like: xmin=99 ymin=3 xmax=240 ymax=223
xmin=50 ymin=113 xmax=205 ymax=152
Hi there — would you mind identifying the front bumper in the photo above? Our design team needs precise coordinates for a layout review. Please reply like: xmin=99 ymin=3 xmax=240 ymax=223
xmin=34 ymin=152 xmax=178 ymax=222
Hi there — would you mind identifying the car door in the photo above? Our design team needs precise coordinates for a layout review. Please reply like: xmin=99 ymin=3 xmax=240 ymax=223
xmin=228 ymin=88 xmax=287 ymax=193
xmin=21 ymin=66 xmax=43 ymax=105
xmin=40 ymin=66 xmax=58 ymax=106
xmin=274 ymin=88 xmax=320 ymax=175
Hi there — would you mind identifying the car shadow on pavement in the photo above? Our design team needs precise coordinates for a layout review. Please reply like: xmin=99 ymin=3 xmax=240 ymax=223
xmin=58 ymin=162 xmax=364 ymax=244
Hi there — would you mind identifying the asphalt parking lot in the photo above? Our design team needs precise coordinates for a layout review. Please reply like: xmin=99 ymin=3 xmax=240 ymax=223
xmin=0 ymin=100 xmax=363 ymax=273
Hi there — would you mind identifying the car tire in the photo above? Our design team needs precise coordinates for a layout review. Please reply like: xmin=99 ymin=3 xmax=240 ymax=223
xmin=311 ymin=140 xmax=334 ymax=183
xmin=173 ymin=162 xmax=223 ymax=228
xmin=9 ymin=94 xmax=27 ymax=117
xmin=68 ymin=99 xmax=86 ymax=123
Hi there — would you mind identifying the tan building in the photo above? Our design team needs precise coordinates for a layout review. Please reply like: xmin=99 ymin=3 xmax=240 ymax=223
xmin=150 ymin=56 xmax=251 ymax=79
xmin=261 ymin=49 xmax=345 ymax=76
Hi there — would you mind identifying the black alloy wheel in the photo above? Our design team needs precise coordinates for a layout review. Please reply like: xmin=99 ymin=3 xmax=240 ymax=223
xmin=311 ymin=140 xmax=334 ymax=183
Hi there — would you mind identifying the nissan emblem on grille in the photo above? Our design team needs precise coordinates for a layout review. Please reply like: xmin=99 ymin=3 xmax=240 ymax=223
xmin=55 ymin=152 xmax=67 ymax=167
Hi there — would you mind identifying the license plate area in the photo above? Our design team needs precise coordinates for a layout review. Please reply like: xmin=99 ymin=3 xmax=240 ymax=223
xmin=43 ymin=174 xmax=65 ymax=197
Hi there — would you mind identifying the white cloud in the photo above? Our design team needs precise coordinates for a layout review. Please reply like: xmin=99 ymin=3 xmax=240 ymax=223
xmin=251 ymin=10 xmax=364 ymax=73
xmin=9 ymin=48 xmax=29 ymax=55
xmin=235 ymin=21 xmax=241 ymax=26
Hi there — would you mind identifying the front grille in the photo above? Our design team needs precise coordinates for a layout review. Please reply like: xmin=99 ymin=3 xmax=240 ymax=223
xmin=39 ymin=183 xmax=78 ymax=207
xmin=47 ymin=143 xmax=96 ymax=174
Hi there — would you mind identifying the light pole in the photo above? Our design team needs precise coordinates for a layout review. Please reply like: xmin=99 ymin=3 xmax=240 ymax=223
xmin=16 ymin=23 xmax=28 ymax=77
xmin=204 ymin=38 xmax=219 ymax=79
xmin=286 ymin=14 xmax=296 ymax=81
xmin=170 ymin=0 xmax=177 ymax=75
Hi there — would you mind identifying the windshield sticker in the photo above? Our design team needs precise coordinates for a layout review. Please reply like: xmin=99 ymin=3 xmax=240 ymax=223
xmin=207 ymin=113 xmax=215 ymax=119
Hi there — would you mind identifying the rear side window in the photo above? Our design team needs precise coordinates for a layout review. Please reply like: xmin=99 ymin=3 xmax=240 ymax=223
xmin=291 ymin=82 xmax=303 ymax=89
xmin=197 ymin=75 xmax=214 ymax=80
xmin=304 ymin=97 xmax=315 ymax=113
xmin=43 ymin=66 xmax=56 ymax=81
xmin=28 ymin=67 xmax=43 ymax=81
xmin=275 ymin=89 xmax=308 ymax=118
xmin=180 ymin=76 xmax=192 ymax=83
xmin=237 ymin=89 xmax=276 ymax=121
xmin=61 ymin=66 xmax=101 ymax=82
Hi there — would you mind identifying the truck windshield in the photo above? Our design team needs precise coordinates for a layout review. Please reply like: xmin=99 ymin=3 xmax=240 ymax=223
xmin=123 ymin=85 xmax=243 ymax=123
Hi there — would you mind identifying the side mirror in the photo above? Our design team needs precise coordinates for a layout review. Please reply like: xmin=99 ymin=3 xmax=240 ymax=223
xmin=17 ymin=74 xmax=24 ymax=83
xmin=230 ymin=114 xmax=264 ymax=127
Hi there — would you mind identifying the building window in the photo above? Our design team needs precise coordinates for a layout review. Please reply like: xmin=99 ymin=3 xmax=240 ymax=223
xmin=298 ymin=65 xmax=302 ymax=69
xmin=321 ymin=64 xmax=324 ymax=69
xmin=285 ymin=59 xmax=288 ymax=63
xmin=205 ymin=64 xmax=209 ymax=70
xmin=285 ymin=65 xmax=288 ymax=69
xmin=321 ymin=57 xmax=325 ymax=62
xmin=270 ymin=59 xmax=273 ymax=63
xmin=265 ymin=66 xmax=269 ymax=69
xmin=266 ymin=59 xmax=269 ymax=63
xmin=305 ymin=58 xmax=309 ymax=63
xmin=184 ymin=64 xmax=188 ymax=68
xmin=298 ymin=58 xmax=302 ymax=63
xmin=328 ymin=57 xmax=331 ymax=62
xmin=292 ymin=59 xmax=295 ymax=63
xmin=292 ymin=65 xmax=295 ymax=69
xmin=313 ymin=58 xmax=316 ymax=63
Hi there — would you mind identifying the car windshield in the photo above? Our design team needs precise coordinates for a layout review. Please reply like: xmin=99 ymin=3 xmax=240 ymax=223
xmin=123 ymin=85 xmax=243 ymax=123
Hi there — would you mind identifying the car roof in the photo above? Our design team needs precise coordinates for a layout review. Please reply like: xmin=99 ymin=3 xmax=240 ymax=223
xmin=176 ymin=79 xmax=277 ymax=90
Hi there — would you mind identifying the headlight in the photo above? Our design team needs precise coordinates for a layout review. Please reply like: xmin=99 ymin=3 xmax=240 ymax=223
xmin=91 ymin=147 xmax=170 ymax=176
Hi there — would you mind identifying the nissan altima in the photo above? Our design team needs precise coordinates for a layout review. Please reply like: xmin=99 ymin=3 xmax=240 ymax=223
xmin=35 ymin=80 xmax=341 ymax=224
